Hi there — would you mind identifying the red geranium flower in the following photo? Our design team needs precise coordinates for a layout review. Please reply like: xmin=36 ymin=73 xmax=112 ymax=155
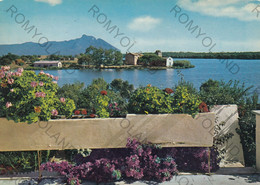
xmin=100 ymin=90 xmax=107 ymax=95
xmin=164 ymin=88 xmax=174 ymax=94
xmin=81 ymin=109 xmax=87 ymax=115
xmin=90 ymin=114 xmax=95 ymax=118
xmin=199 ymin=102 xmax=209 ymax=112
xmin=74 ymin=110 xmax=80 ymax=115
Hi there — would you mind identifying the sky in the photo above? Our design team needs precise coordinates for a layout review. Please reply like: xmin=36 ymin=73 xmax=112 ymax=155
xmin=0 ymin=0 xmax=260 ymax=53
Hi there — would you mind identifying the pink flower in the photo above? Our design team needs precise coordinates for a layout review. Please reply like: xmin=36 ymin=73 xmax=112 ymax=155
xmin=0 ymin=72 xmax=5 ymax=79
xmin=7 ymin=78 xmax=14 ymax=85
xmin=35 ymin=92 xmax=40 ymax=97
xmin=35 ymin=92 xmax=46 ymax=98
xmin=50 ymin=75 xmax=54 ymax=79
xmin=54 ymin=76 xmax=59 ymax=81
xmin=41 ymin=92 xmax=46 ymax=98
xmin=46 ymin=73 xmax=50 ymax=77
xmin=60 ymin=97 xmax=66 ymax=103
xmin=52 ymin=81 xmax=57 ymax=84
xmin=51 ymin=109 xmax=58 ymax=116
xmin=10 ymin=89 xmax=14 ymax=92
xmin=1 ymin=66 xmax=10 ymax=71
xmin=39 ymin=71 xmax=45 ymax=75
xmin=7 ymin=72 xmax=13 ymax=78
xmin=39 ymin=81 xmax=44 ymax=86
xmin=31 ymin=81 xmax=37 ymax=87
xmin=17 ymin=68 xmax=24 ymax=73
xmin=15 ymin=72 xmax=22 ymax=77
xmin=6 ymin=102 xmax=12 ymax=108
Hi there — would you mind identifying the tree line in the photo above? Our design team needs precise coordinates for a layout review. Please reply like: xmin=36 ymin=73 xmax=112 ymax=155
xmin=162 ymin=52 xmax=260 ymax=59
xmin=0 ymin=46 xmax=123 ymax=67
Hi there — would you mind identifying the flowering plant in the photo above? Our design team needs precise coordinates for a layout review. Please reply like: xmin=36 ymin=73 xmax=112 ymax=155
xmin=100 ymin=90 xmax=107 ymax=96
xmin=163 ymin=88 xmax=174 ymax=94
xmin=199 ymin=102 xmax=209 ymax=112
xmin=93 ymin=91 xmax=110 ymax=118
xmin=108 ymin=102 xmax=121 ymax=117
xmin=171 ymin=86 xmax=202 ymax=117
xmin=128 ymin=85 xmax=174 ymax=114
xmin=41 ymin=138 xmax=178 ymax=184
xmin=0 ymin=68 xmax=75 ymax=123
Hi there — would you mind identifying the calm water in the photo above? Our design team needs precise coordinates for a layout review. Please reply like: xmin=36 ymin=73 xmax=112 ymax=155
xmin=35 ymin=58 xmax=260 ymax=95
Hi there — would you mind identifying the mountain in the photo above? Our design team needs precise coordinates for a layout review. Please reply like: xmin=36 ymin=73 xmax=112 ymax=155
xmin=0 ymin=35 xmax=119 ymax=56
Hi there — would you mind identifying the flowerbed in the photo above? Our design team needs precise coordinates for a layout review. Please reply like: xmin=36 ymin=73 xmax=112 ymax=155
xmin=1 ymin=67 xmax=209 ymax=123
xmin=41 ymin=139 xmax=219 ymax=184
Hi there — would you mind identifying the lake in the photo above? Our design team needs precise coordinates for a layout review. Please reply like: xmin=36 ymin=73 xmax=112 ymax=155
xmin=35 ymin=58 xmax=260 ymax=96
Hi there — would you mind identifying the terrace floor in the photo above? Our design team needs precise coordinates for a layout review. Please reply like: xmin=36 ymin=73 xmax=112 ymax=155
xmin=1 ymin=174 xmax=260 ymax=185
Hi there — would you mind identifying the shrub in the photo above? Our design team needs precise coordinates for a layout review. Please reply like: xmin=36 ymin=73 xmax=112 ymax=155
xmin=169 ymin=147 xmax=220 ymax=172
xmin=54 ymin=97 xmax=76 ymax=117
xmin=42 ymin=139 xmax=178 ymax=184
xmin=199 ymin=79 xmax=259 ymax=166
xmin=108 ymin=102 xmax=122 ymax=117
xmin=57 ymin=82 xmax=85 ymax=108
xmin=236 ymin=95 xmax=258 ymax=166
xmin=109 ymin=79 xmax=134 ymax=99
xmin=0 ymin=67 xmax=75 ymax=123
xmin=199 ymin=79 xmax=252 ymax=105
xmin=128 ymin=86 xmax=173 ymax=114
xmin=57 ymin=78 xmax=130 ymax=116
xmin=172 ymin=85 xmax=201 ymax=117
xmin=128 ymin=85 xmax=201 ymax=116
xmin=94 ymin=93 xmax=110 ymax=118
xmin=172 ymin=60 xmax=194 ymax=68
xmin=0 ymin=150 xmax=54 ymax=174
xmin=138 ymin=54 xmax=165 ymax=66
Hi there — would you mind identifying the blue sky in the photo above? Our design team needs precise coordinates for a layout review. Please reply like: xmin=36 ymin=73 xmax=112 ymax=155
xmin=0 ymin=0 xmax=260 ymax=53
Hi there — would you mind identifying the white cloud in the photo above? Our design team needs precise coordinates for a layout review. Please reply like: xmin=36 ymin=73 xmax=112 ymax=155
xmin=34 ymin=0 xmax=62 ymax=6
xmin=177 ymin=0 xmax=260 ymax=21
xmin=128 ymin=16 xmax=161 ymax=32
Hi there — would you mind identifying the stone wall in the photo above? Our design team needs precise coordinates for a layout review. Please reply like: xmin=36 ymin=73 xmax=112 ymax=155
xmin=0 ymin=113 xmax=215 ymax=151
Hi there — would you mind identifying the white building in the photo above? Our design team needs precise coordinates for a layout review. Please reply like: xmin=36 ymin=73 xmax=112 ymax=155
xmin=166 ymin=57 xmax=173 ymax=67
xmin=34 ymin=61 xmax=62 ymax=68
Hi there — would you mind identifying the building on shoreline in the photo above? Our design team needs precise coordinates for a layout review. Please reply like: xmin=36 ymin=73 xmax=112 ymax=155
xmin=34 ymin=61 xmax=62 ymax=68
xmin=125 ymin=53 xmax=143 ymax=65
xmin=166 ymin=57 xmax=173 ymax=67
xmin=155 ymin=50 xmax=162 ymax=57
